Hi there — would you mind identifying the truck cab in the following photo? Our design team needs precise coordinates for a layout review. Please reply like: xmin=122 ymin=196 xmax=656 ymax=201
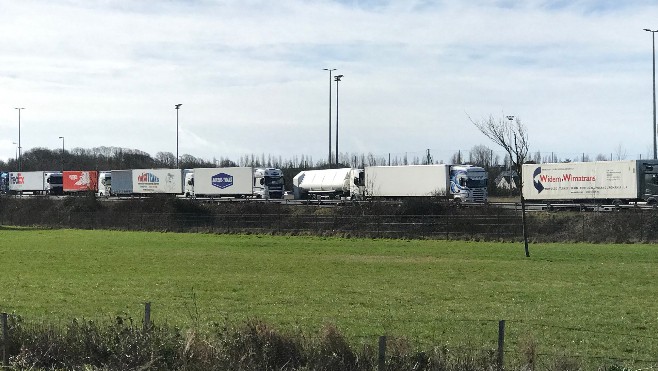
xmin=45 ymin=172 xmax=63 ymax=195
xmin=640 ymin=161 xmax=658 ymax=204
xmin=0 ymin=172 xmax=8 ymax=194
xmin=450 ymin=165 xmax=488 ymax=202
xmin=97 ymin=171 xmax=112 ymax=197
xmin=253 ymin=168 xmax=284 ymax=199
xmin=184 ymin=171 xmax=194 ymax=197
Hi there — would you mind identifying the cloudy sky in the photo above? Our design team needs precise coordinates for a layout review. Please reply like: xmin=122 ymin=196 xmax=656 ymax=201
xmin=1 ymin=0 xmax=657 ymax=165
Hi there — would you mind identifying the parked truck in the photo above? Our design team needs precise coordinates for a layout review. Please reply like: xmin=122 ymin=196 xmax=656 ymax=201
xmin=364 ymin=164 xmax=488 ymax=202
xmin=522 ymin=160 xmax=658 ymax=205
xmin=185 ymin=167 xmax=284 ymax=198
xmin=8 ymin=171 xmax=62 ymax=195
xmin=293 ymin=165 xmax=488 ymax=202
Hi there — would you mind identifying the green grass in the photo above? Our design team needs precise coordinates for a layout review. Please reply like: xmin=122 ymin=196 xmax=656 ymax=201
xmin=1 ymin=227 xmax=657 ymax=365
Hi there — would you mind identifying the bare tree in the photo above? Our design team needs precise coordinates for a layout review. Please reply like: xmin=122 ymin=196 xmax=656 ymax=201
xmin=155 ymin=152 xmax=175 ymax=168
xmin=469 ymin=114 xmax=530 ymax=257
xmin=450 ymin=150 xmax=463 ymax=165
xmin=469 ymin=144 xmax=496 ymax=168
xmin=614 ymin=143 xmax=627 ymax=160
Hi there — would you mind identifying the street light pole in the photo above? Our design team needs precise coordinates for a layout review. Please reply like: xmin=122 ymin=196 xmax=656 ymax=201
xmin=15 ymin=108 xmax=24 ymax=171
xmin=645 ymin=29 xmax=658 ymax=159
xmin=58 ymin=136 xmax=65 ymax=172
xmin=506 ymin=115 xmax=515 ymax=169
xmin=323 ymin=68 xmax=336 ymax=166
xmin=334 ymin=74 xmax=343 ymax=166
xmin=175 ymin=104 xmax=182 ymax=169
xmin=12 ymin=142 xmax=17 ymax=167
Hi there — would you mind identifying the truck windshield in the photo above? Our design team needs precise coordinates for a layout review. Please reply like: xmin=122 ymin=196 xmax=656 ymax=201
xmin=466 ymin=179 xmax=487 ymax=188
xmin=265 ymin=176 xmax=284 ymax=186
xmin=48 ymin=175 xmax=63 ymax=185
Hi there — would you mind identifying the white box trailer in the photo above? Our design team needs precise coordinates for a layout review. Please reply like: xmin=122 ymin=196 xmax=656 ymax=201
xmin=8 ymin=171 xmax=49 ymax=193
xmin=132 ymin=169 xmax=183 ymax=194
xmin=365 ymin=165 xmax=450 ymax=197
xmin=187 ymin=167 xmax=253 ymax=197
xmin=522 ymin=160 xmax=658 ymax=204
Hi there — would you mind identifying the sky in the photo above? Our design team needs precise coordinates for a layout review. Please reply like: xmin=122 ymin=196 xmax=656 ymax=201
xmin=1 ymin=0 xmax=658 ymax=165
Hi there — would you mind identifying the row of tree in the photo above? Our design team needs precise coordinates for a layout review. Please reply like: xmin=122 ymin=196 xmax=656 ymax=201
xmin=0 ymin=144 xmax=635 ymax=175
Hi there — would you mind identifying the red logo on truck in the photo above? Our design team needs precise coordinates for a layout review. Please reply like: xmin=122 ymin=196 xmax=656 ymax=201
xmin=63 ymin=171 xmax=98 ymax=192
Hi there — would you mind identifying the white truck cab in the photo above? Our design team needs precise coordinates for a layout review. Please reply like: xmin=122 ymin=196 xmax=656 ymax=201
xmin=253 ymin=167 xmax=285 ymax=199
xmin=97 ymin=171 xmax=112 ymax=197
xmin=450 ymin=165 xmax=488 ymax=202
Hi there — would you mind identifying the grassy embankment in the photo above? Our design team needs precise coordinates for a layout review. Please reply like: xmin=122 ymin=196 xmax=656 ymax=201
xmin=1 ymin=227 xmax=657 ymax=363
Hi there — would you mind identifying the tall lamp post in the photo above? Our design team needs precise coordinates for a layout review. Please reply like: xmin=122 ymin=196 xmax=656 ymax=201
xmin=58 ymin=136 xmax=65 ymax=172
xmin=334 ymin=74 xmax=343 ymax=166
xmin=12 ymin=142 xmax=17 ymax=168
xmin=323 ymin=68 xmax=336 ymax=166
xmin=506 ymin=115 xmax=515 ymax=169
xmin=645 ymin=29 xmax=658 ymax=159
xmin=15 ymin=107 xmax=25 ymax=171
xmin=175 ymin=104 xmax=182 ymax=169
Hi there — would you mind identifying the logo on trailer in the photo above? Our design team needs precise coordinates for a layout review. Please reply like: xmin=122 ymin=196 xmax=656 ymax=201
xmin=10 ymin=173 xmax=25 ymax=185
xmin=137 ymin=172 xmax=160 ymax=184
xmin=212 ymin=173 xmax=234 ymax=189
xmin=532 ymin=167 xmax=544 ymax=193
xmin=68 ymin=171 xmax=92 ymax=186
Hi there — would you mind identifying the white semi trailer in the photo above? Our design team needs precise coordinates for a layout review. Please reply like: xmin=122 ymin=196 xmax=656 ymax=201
xmin=522 ymin=160 xmax=658 ymax=205
xmin=293 ymin=165 xmax=488 ymax=202
xmin=185 ymin=167 xmax=284 ymax=199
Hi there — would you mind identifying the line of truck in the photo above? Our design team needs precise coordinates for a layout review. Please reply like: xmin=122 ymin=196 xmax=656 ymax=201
xmin=0 ymin=164 xmax=490 ymax=202
xmin=100 ymin=167 xmax=285 ymax=198
xmin=4 ymin=160 xmax=658 ymax=206
xmin=1 ymin=170 xmax=97 ymax=195
xmin=0 ymin=167 xmax=285 ymax=199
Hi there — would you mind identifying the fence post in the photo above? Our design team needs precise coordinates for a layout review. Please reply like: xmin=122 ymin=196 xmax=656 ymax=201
xmin=2 ymin=312 xmax=8 ymax=367
xmin=497 ymin=320 xmax=505 ymax=371
xmin=144 ymin=302 xmax=151 ymax=332
xmin=640 ymin=210 xmax=644 ymax=242
xmin=445 ymin=211 xmax=450 ymax=240
xmin=378 ymin=335 xmax=387 ymax=371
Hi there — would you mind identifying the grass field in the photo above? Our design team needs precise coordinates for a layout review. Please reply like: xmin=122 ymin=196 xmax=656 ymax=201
xmin=1 ymin=227 xmax=657 ymax=366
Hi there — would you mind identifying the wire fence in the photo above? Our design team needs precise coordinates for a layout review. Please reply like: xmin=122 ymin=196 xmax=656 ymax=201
xmin=2 ymin=308 xmax=657 ymax=371
xmin=3 ymin=208 xmax=658 ymax=243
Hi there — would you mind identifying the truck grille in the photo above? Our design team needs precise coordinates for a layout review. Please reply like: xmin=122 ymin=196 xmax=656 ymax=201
xmin=471 ymin=189 xmax=487 ymax=202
